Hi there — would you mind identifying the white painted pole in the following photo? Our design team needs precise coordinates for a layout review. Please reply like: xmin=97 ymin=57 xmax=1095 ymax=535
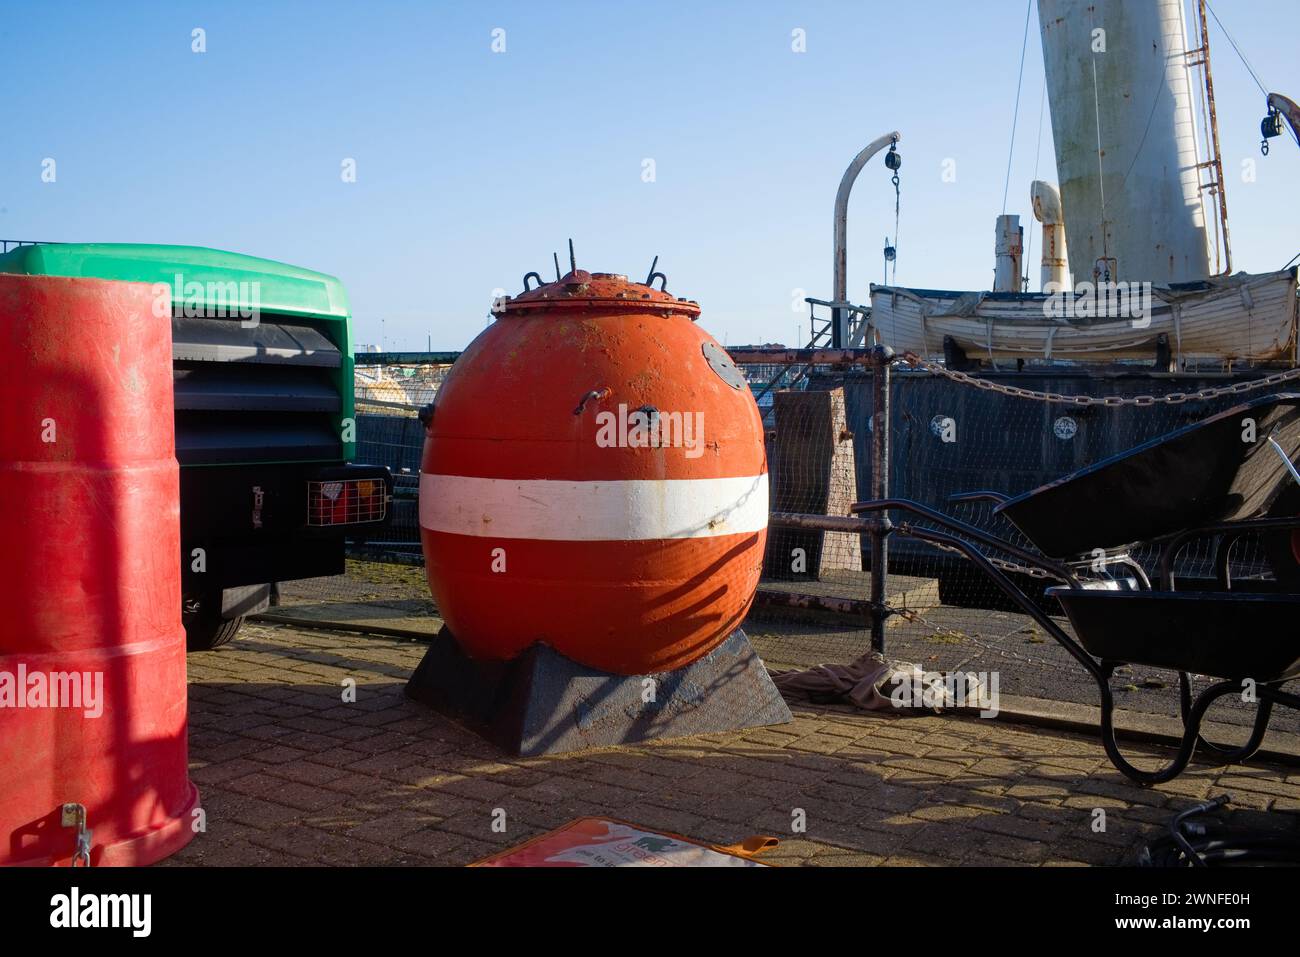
xmin=833 ymin=132 xmax=901 ymax=345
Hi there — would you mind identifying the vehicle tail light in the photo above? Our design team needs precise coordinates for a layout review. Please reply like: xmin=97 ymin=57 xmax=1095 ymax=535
xmin=307 ymin=477 xmax=388 ymax=526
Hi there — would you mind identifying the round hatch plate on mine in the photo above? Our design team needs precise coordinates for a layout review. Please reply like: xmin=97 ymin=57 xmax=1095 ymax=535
xmin=702 ymin=341 xmax=746 ymax=390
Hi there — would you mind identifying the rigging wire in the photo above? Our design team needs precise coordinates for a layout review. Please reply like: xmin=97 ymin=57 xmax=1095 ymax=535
xmin=1088 ymin=4 xmax=1109 ymax=267
xmin=1204 ymin=0 xmax=1268 ymax=96
xmin=884 ymin=136 xmax=902 ymax=288
xmin=1193 ymin=0 xmax=1233 ymax=273
xmin=1001 ymin=0 xmax=1034 ymax=216
xmin=1118 ymin=72 xmax=1165 ymax=195
xmin=891 ymin=182 xmax=900 ymax=287
xmin=1206 ymin=0 xmax=1298 ymax=149
xmin=1024 ymin=78 xmax=1047 ymax=291
xmin=1032 ymin=81 xmax=1047 ymax=192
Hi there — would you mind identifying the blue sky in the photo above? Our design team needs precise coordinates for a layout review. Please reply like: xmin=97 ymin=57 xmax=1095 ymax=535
xmin=3 ymin=0 xmax=1297 ymax=349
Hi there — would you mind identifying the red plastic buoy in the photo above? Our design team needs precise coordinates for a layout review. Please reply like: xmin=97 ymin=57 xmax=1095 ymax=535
xmin=420 ymin=268 xmax=768 ymax=675
xmin=0 ymin=274 xmax=199 ymax=866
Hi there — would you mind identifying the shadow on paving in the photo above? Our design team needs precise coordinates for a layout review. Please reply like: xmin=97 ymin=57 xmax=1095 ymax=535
xmin=165 ymin=626 xmax=1300 ymax=868
xmin=271 ymin=560 xmax=1300 ymax=736
xmin=745 ymin=606 xmax=1300 ymax=737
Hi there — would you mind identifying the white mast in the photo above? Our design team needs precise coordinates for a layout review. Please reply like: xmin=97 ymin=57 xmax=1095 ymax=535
xmin=1038 ymin=0 xmax=1211 ymax=283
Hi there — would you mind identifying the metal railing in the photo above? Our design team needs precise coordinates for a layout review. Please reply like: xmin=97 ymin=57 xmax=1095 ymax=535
xmin=1 ymin=239 xmax=59 ymax=254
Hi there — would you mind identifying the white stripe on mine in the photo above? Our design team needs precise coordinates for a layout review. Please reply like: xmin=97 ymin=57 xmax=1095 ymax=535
xmin=419 ymin=473 xmax=769 ymax=541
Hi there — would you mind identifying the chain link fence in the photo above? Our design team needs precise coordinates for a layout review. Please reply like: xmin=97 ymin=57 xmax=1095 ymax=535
xmin=271 ymin=352 xmax=1298 ymax=732
xmin=271 ymin=361 xmax=444 ymax=615
xmin=751 ymin=354 xmax=1299 ymax=731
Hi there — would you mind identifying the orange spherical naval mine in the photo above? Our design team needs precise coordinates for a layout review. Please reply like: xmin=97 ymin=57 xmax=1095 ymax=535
xmin=419 ymin=265 xmax=768 ymax=675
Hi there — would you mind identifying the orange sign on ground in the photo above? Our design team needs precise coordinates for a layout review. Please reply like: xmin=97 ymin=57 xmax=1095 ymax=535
xmin=472 ymin=818 xmax=776 ymax=868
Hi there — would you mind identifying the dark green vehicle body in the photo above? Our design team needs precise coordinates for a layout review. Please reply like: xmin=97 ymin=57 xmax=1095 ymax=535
xmin=0 ymin=242 xmax=389 ymax=648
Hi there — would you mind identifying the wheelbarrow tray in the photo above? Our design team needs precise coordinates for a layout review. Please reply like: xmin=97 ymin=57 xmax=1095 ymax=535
xmin=996 ymin=393 xmax=1300 ymax=559
xmin=1046 ymin=586 xmax=1300 ymax=682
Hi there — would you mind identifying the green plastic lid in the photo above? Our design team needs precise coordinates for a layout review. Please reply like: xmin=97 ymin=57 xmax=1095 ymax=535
xmin=0 ymin=243 xmax=349 ymax=320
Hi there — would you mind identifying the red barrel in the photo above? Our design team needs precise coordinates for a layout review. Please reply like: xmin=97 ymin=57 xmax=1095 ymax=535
xmin=420 ymin=269 xmax=768 ymax=674
xmin=0 ymin=274 xmax=199 ymax=866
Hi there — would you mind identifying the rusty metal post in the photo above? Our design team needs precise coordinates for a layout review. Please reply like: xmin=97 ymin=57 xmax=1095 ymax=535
xmin=1194 ymin=0 xmax=1231 ymax=275
xmin=868 ymin=344 xmax=895 ymax=653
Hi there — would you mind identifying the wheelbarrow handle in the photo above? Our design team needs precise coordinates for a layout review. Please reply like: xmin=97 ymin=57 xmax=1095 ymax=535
xmin=852 ymin=497 xmax=1078 ymax=586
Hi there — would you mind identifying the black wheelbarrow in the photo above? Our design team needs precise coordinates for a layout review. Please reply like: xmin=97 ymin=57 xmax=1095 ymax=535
xmin=852 ymin=393 xmax=1300 ymax=784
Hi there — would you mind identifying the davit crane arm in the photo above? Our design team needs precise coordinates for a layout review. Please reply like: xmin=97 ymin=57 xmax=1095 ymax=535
xmin=1261 ymin=93 xmax=1300 ymax=154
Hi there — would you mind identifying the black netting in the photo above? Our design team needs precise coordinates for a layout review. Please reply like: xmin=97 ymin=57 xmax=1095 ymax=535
xmin=748 ymin=360 xmax=1296 ymax=733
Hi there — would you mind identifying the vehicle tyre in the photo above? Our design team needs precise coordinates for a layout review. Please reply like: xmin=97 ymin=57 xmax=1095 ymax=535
xmin=184 ymin=610 xmax=245 ymax=651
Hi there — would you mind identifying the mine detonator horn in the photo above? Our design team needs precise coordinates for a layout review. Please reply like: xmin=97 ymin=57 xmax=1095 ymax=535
xmin=645 ymin=255 xmax=668 ymax=291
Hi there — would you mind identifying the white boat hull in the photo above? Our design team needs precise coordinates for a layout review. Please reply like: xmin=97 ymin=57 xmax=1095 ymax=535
xmin=868 ymin=269 xmax=1298 ymax=363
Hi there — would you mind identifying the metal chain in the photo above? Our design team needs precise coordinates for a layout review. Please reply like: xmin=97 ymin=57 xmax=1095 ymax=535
xmin=900 ymin=352 xmax=1300 ymax=407
xmin=907 ymin=529 xmax=1060 ymax=580
xmin=970 ymin=551 xmax=1056 ymax=581
xmin=891 ymin=168 xmax=901 ymax=286
xmin=889 ymin=530 xmax=1075 ymax=669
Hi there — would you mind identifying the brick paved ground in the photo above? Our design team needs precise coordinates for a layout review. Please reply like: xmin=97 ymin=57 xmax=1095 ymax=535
xmin=166 ymin=622 xmax=1300 ymax=867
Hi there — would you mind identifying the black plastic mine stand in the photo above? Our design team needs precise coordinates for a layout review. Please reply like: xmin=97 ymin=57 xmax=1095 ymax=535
xmin=405 ymin=627 xmax=792 ymax=757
